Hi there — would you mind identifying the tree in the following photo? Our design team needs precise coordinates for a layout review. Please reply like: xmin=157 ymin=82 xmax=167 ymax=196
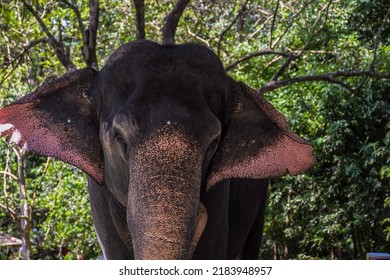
xmin=0 ymin=0 xmax=389 ymax=259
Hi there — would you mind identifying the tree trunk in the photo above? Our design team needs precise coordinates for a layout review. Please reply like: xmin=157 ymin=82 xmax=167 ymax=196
xmin=133 ymin=0 xmax=145 ymax=39
xmin=15 ymin=148 xmax=32 ymax=260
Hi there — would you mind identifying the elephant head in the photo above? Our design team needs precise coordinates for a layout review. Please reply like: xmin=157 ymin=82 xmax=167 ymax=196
xmin=0 ymin=40 xmax=314 ymax=259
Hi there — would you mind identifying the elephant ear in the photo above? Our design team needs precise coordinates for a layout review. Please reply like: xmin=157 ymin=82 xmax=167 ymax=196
xmin=0 ymin=68 xmax=104 ymax=185
xmin=207 ymin=80 xmax=315 ymax=188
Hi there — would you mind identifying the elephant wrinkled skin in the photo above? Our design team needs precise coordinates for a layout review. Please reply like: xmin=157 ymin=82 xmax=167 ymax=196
xmin=0 ymin=40 xmax=315 ymax=259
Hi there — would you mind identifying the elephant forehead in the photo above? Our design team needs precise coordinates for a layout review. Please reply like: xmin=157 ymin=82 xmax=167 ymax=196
xmin=135 ymin=125 xmax=200 ymax=162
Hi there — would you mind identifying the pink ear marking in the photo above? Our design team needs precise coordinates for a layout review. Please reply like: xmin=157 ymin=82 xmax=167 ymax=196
xmin=0 ymin=123 xmax=14 ymax=141
xmin=0 ymin=123 xmax=14 ymax=133
xmin=206 ymin=82 xmax=316 ymax=189
xmin=0 ymin=123 xmax=19 ymax=145
xmin=0 ymin=68 xmax=103 ymax=185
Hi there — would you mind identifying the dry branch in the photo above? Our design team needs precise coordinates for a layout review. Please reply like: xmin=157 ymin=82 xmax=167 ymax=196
xmin=0 ymin=234 xmax=22 ymax=248
xmin=0 ymin=171 xmax=18 ymax=181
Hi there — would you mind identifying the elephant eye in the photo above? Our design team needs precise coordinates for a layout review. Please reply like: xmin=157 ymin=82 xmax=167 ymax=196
xmin=114 ymin=133 xmax=125 ymax=144
xmin=113 ymin=132 xmax=128 ymax=157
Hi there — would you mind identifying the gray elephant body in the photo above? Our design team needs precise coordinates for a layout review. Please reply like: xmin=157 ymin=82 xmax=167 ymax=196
xmin=0 ymin=40 xmax=314 ymax=259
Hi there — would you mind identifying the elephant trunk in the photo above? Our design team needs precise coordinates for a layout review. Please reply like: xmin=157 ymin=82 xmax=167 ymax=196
xmin=127 ymin=128 xmax=205 ymax=259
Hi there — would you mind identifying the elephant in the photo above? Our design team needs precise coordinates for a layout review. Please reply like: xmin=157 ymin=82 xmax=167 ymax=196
xmin=0 ymin=40 xmax=315 ymax=259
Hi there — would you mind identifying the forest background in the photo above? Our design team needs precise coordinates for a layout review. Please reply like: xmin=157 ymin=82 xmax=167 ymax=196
xmin=0 ymin=0 xmax=389 ymax=260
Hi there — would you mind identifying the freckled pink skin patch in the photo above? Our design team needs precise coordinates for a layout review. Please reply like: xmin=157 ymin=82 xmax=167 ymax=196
xmin=0 ymin=104 xmax=101 ymax=183
xmin=207 ymin=134 xmax=314 ymax=187
xmin=0 ymin=68 xmax=104 ymax=185
xmin=207 ymin=82 xmax=315 ymax=188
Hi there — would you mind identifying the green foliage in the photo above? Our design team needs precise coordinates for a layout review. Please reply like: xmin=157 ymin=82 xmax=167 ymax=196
xmin=257 ymin=0 xmax=390 ymax=259
xmin=30 ymin=160 xmax=99 ymax=260
xmin=0 ymin=142 xmax=101 ymax=259
xmin=0 ymin=0 xmax=389 ymax=259
xmin=261 ymin=80 xmax=390 ymax=259
xmin=350 ymin=0 xmax=390 ymax=44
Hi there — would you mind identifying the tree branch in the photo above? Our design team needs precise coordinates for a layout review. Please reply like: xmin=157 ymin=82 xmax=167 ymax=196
xmin=269 ymin=0 xmax=280 ymax=49
xmin=0 ymin=171 xmax=18 ymax=181
xmin=13 ymin=147 xmax=32 ymax=260
xmin=271 ymin=0 xmax=316 ymax=49
xmin=0 ymin=203 xmax=17 ymax=220
xmin=22 ymin=1 xmax=76 ymax=71
xmin=162 ymin=0 xmax=191 ymax=45
xmin=226 ymin=50 xmax=290 ymax=71
xmin=59 ymin=0 xmax=85 ymax=37
xmin=133 ymin=0 xmax=145 ymax=39
xmin=0 ymin=38 xmax=49 ymax=88
xmin=0 ymin=233 xmax=22 ymax=248
xmin=59 ymin=0 xmax=89 ymax=66
xmin=58 ymin=0 xmax=99 ymax=69
xmin=370 ymin=5 xmax=390 ymax=71
xmin=84 ymin=0 xmax=99 ymax=69
xmin=2 ymin=145 xmax=16 ymax=214
xmin=217 ymin=0 xmax=250 ymax=56
xmin=271 ymin=53 xmax=298 ymax=81
xmin=1 ymin=38 xmax=48 ymax=68
xmin=271 ymin=1 xmax=332 ymax=81
xmin=354 ymin=5 xmax=390 ymax=91
xmin=256 ymin=70 xmax=390 ymax=95
xmin=186 ymin=26 xmax=210 ymax=45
